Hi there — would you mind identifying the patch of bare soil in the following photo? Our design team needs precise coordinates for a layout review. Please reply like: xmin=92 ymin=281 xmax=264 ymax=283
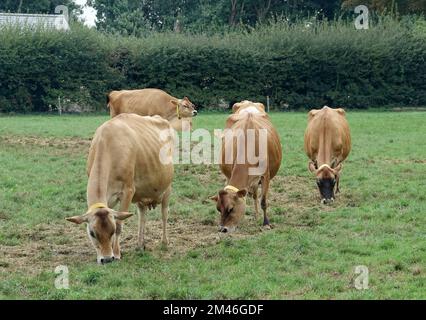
xmin=266 ymin=174 xmax=362 ymax=225
xmin=0 ymin=173 xmax=357 ymax=275
xmin=0 ymin=135 xmax=91 ymax=151
xmin=0 ymin=215 xmax=255 ymax=275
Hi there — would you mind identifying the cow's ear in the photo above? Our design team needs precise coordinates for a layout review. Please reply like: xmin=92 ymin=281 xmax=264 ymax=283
xmin=236 ymin=189 xmax=247 ymax=198
xmin=256 ymin=103 xmax=266 ymax=111
xmin=113 ymin=211 xmax=133 ymax=221
xmin=308 ymin=162 xmax=317 ymax=173
xmin=66 ymin=214 xmax=88 ymax=224
xmin=209 ymin=195 xmax=219 ymax=202
xmin=333 ymin=163 xmax=343 ymax=175
xmin=183 ymin=96 xmax=189 ymax=101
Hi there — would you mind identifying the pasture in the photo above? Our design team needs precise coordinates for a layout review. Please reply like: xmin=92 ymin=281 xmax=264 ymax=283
xmin=0 ymin=111 xmax=425 ymax=299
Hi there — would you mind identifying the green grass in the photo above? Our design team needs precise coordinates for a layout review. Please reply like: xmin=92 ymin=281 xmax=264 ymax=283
xmin=0 ymin=111 xmax=425 ymax=299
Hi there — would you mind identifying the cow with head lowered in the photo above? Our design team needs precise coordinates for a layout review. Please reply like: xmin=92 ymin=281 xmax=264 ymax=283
xmin=304 ymin=106 xmax=351 ymax=204
xmin=66 ymin=114 xmax=175 ymax=264
xmin=107 ymin=88 xmax=197 ymax=131
xmin=211 ymin=100 xmax=282 ymax=232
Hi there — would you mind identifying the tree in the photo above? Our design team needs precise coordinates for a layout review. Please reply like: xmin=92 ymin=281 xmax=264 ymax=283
xmin=341 ymin=0 xmax=426 ymax=15
xmin=88 ymin=0 xmax=425 ymax=35
xmin=0 ymin=0 xmax=80 ymax=16
xmin=89 ymin=0 xmax=151 ymax=35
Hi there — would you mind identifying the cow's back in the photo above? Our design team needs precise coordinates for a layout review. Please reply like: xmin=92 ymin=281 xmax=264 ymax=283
xmin=221 ymin=113 xmax=282 ymax=179
xmin=304 ymin=107 xmax=351 ymax=162
xmin=108 ymin=89 xmax=175 ymax=118
xmin=89 ymin=113 xmax=174 ymax=202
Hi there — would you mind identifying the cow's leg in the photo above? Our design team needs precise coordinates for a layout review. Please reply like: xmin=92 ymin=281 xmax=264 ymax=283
xmin=160 ymin=186 xmax=172 ymax=247
xmin=136 ymin=202 xmax=147 ymax=251
xmin=252 ymin=187 xmax=259 ymax=221
xmin=260 ymin=176 xmax=272 ymax=229
xmin=109 ymin=104 xmax=118 ymax=118
xmin=335 ymin=175 xmax=340 ymax=194
xmin=113 ymin=187 xmax=134 ymax=260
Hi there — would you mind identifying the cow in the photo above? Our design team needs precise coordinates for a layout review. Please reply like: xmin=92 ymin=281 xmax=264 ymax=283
xmin=66 ymin=113 xmax=175 ymax=264
xmin=107 ymin=88 xmax=197 ymax=131
xmin=304 ymin=106 xmax=351 ymax=204
xmin=211 ymin=100 xmax=282 ymax=233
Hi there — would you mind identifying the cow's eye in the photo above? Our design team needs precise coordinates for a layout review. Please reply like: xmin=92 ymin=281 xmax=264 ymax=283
xmin=89 ymin=230 xmax=96 ymax=238
xmin=227 ymin=208 xmax=234 ymax=214
xmin=316 ymin=180 xmax=321 ymax=187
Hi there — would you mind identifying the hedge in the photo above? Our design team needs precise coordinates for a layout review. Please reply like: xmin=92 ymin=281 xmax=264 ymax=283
xmin=0 ymin=16 xmax=425 ymax=112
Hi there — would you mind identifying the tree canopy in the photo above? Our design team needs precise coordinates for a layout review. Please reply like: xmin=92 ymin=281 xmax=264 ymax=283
xmin=341 ymin=0 xmax=426 ymax=15
xmin=88 ymin=0 xmax=425 ymax=35
xmin=1 ymin=1 xmax=424 ymax=35
xmin=0 ymin=0 xmax=80 ymax=15
xmin=88 ymin=0 xmax=344 ymax=35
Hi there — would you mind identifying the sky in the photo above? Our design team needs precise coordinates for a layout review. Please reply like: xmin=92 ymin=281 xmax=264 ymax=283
xmin=74 ymin=0 xmax=97 ymax=27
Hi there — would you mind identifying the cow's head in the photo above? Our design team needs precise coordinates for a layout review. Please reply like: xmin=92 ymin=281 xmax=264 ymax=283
xmin=66 ymin=205 xmax=133 ymax=264
xmin=309 ymin=162 xmax=342 ymax=204
xmin=210 ymin=188 xmax=247 ymax=233
xmin=171 ymin=97 xmax=197 ymax=119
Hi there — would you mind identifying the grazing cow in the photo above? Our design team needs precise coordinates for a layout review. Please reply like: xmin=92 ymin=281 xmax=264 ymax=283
xmin=211 ymin=101 xmax=282 ymax=232
xmin=304 ymin=106 xmax=351 ymax=204
xmin=66 ymin=114 xmax=174 ymax=264
xmin=107 ymin=88 xmax=197 ymax=131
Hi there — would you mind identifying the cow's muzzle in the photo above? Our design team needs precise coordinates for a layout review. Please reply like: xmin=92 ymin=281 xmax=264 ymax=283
xmin=99 ymin=256 xmax=115 ymax=264
xmin=219 ymin=225 xmax=235 ymax=233
xmin=192 ymin=110 xmax=198 ymax=116
xmin=321 ymin=197 xmax=334 ymax=205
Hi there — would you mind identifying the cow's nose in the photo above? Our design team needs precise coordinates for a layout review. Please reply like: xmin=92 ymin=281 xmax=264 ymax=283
xmin=220 ymin=226 xmax=228 ymax=233
xmin=100 ymin=257 xmax=114 ymax=264
xmin=192 ymin=110 xmax=198 ymax=116
xmin=321 ymin=198 xmax=334 ymax=205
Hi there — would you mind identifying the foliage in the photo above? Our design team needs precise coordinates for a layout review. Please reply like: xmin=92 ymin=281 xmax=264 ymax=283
xmin=89 ymin=0 xmax=426 ymax=34
xmin=341 ymin=0 xmax=426 ymax=16
xmin=0 ymin=0 xmax=81 ymax=19
xmin=89 ymin=0 xmax=344 ymax=33
xmin=0 ymin=16 xmax=425 ymax=112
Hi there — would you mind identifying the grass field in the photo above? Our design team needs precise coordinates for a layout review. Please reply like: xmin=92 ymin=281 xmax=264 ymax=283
xmin=0 ymin=111 xmax=425 ymax=299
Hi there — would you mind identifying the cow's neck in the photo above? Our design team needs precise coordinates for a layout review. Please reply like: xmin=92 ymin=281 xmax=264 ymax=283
xmin=227 ymin=163 xmax=250 ymax=190
xmin=165 ymin=111 xmax=177 ymax=122
xmin=166 ymin=100 xmax=180 ymax=121
xmin=86 ymin=154 xmax=110 ymax=208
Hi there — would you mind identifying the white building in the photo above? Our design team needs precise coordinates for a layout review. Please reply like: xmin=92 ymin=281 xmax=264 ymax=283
xmin=0 ymin=13 xmax=70 ymax=30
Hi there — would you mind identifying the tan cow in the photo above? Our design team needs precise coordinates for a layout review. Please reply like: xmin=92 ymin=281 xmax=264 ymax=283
xmin=304 ymin=106 xmax=351 ymax=204
xmin=211 ymin=101 xmax=282 ymax=232
xmin=107 ymin=88 xmax=197 ymax=131
xmin=66 ymin=113 xmax=174 ymax=264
